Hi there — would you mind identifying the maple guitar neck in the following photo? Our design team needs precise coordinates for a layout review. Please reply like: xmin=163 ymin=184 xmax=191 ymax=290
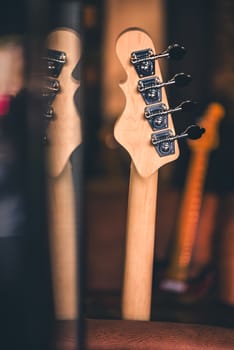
xmin=122 ymin=163 xmax=158 ymax=320
xmin=164 ymin=103 xmax=224 ymax=287
xmin=114 ymin=29 xmax=180 ymax=321
xmin=48 ymin=162 xmax=78 ymax=319
xmin=44 ymin=28 xmax=81 ymax=320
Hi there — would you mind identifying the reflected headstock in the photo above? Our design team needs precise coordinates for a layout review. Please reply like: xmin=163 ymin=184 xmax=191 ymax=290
xmin=44 ymin=29 xmax=82 ymax=177
xmin=114 ymin=28 xmax=179 ymax=178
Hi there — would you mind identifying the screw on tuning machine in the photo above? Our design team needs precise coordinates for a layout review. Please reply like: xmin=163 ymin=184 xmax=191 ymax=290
xmin=131 ymin=44 xmax=186 ymax=78
xmin=151 ymin=125 xmax=205 ymax=157
xmin=138 ymin=73 xmax=192 ymax=105
xmin=144 ymin=100 xmax=196 ymax=131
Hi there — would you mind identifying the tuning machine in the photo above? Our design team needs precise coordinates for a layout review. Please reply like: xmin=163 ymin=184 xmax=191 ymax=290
xmin=151 ymin=125 xmax=205 ymax=157
xmin=131 ymin=43 xmax=186 ymax=78
xmin=138 ymin=73 xmax=192 ymax=104
xmin=144 ymin=100 xmax=196 ymax=130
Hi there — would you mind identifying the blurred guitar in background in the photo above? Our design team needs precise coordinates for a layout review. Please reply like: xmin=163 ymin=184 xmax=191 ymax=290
xmin=161 ymin=103 xmax=224 ymax=298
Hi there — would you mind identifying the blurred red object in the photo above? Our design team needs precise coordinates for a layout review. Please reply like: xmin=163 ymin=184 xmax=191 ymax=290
xmin=0 ymin=95 xmax=10 ymax=117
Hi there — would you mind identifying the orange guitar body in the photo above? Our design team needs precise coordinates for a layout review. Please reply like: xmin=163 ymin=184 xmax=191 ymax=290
xmin=162 ymin=103 xmax=224 ymax=293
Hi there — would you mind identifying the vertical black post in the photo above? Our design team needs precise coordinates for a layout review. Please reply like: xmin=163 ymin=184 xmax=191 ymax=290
xmin=24 ymin=1 xmax=54 ymax=349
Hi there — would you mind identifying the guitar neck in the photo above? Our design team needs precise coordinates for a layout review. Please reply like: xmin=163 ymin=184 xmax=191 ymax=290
xmin=48 ymin=162 xmax=78 ymax=320
xmin=122 ymin=162 xmax=158 ymax=320
xmin=166 ymin=151 xmax=208 ymax=281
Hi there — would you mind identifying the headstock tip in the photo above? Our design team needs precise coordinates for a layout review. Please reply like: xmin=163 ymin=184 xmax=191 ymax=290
xmin=116 ymin=27 xmax=154 ymax=62
xmin=207 ymin=102 xmax=225 ymax=120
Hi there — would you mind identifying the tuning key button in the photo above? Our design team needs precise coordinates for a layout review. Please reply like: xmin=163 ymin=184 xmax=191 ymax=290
xmin=173 ymin=73 xmax=192 ymax=87
xmin=150 ymin=100 xmax=196 ymax=118
xmin=167 ymin=43 xmax=186 ymax=60
xmin=184 ymin=125 xmax=205 ymax=139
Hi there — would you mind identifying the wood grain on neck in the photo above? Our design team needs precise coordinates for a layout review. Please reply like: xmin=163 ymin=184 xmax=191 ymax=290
xmin=48 ymin=162 xmax=78 ymax=319
xmin=122 ymin=163 xmax=158 ymax=320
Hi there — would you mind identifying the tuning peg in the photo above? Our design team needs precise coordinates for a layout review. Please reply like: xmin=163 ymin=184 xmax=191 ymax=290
xmin=131 ymin=44 xmax=186 ymax=77
xmin=144 ymin=101 xmax=197 ymax=131
xmin=138 ymin=73 xmax=191 ymax=92
xmin=145 ymin=100 xmax=196 ymax=120
xmin=169 ymin=73 xmax=192 ymax=87
xmin=138 ymin=74 xmax=192 ymax=104
xmin=131 ymin=44 xmax=186 ymax=64
xmin=151 ymin=125 xmax=205 ymax=157
xmin=182 ymin=124 xmax=206 ymax=140
xmin=165 ymin=43 xmax=186 ymax=60
xmin=153 ymin=124 xmax=205 ymax=144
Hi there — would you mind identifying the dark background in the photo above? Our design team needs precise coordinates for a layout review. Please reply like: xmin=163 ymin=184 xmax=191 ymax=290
xmin=0 ymin=0 xmax=233 ymax=349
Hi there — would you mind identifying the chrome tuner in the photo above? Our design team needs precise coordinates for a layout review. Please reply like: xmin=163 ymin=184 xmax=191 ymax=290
xmin=145 ymin=100 xmax=196 ymax=120
xmin=144 ymin=100 xmax=196 ymax=131
xmin=151 ymin=125 xmax=205 ymax=157
xmin=138 ymin=74 xmax=192 ymax=105
xmin=131 ymin=44 xmax=186 ymax=77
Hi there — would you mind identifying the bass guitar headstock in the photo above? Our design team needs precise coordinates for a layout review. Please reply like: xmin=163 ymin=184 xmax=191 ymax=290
xmin=114 ymin=28 xmax=204 ymax=177
xmin=42 ymin=29 xmax=82 ymax=177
